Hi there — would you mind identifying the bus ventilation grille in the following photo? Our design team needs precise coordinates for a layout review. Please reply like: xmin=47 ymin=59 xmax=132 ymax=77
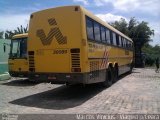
xmin=90 ymin=61 xmax=99 ymax=71
xmin=90 ymin=61 xmax=100 ymax=79
xmin=71 ymin=49 xmax=80 ymax=68
xmin=28 ymin=51 xmax=35 ymax=72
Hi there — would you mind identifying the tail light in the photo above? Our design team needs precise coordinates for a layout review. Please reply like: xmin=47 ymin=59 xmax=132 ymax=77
xmin=71 ymin=68 xmax=81 ymax=72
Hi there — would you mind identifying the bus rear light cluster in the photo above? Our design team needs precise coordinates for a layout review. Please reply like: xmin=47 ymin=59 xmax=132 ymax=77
xmin=71 ymin=48 xmax=81 ymax=72
xmin=66 ymin=75 xmax=71 ymax=78
xmin=48 ymin=76 xmax=56 ymax=80
xmin=70 ymin=48 xmax=80 ymax=53
xmin=35 ymin=74 xmax=39 ymax=77
xmin=71 ymin=68 xmax=81 ymax=72
xmin=28 ymin=51 xmax=35 ymax=72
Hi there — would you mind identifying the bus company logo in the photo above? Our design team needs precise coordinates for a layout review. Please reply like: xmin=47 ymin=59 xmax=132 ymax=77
xmin=36 ymin=18 xmax=67 ymax=45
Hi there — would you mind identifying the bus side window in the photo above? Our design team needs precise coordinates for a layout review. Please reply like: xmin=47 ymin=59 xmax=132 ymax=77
xmin=131 ymin=42 xmax=133 ymax=50
xmin=106 ymin=28 xmax=110 ymax=44
xmin=86 ymin=17 xmax=94 ymax=40
xmin=116 ymin=34 xmax=119 ymax=46
xmin=119 ymin=36 xmax=122 ymax=47
xmin=101 ymin=26 xmax=106 ymax=43
xmin=112 ymin=32 xmax=117 ymax=46
xmin=123 ymin=39 xmax=126 ymax=48
xmin=121 ymin=37 xmax=123 ymax=47
xmin=128 ymin=41 xmax=130 ymax=49
xmin=94 ymin=21 xmax=101 ymax=42
xmin=127 ymin=40 xmax=129 ymax=49
xmin=110 ymin=31 xmax=113 ymax=45
xmin=126 ymin=40 xmax=128 ymax=49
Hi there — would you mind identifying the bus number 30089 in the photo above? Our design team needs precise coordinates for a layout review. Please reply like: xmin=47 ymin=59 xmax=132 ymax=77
xmin=53 ymin=50 xmax=68 ymax=54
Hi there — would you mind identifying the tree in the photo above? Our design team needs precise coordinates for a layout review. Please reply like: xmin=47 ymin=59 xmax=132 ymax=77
xmin=110 ymin=17 xmax=154 ymax=67
xmin=110 ymin=18 xmax=129 ymax=35
xmin=110 ymin=17 xmax=154 ymax=48
xmin=142 ymin=44 xmax=160 ymax=66
xmin=5 ymin=25 xmax=28 ymax=39
xmin=0 ymin=31 xmax=4 ymax=39
xmin=5 ymin=30 xmax=14 ymax=39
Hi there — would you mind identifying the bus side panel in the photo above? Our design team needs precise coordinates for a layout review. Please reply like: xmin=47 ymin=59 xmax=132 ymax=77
xmin=81 ymin=11 xmax=133 ymax=84
xmin=118 ymin=49 xmax=133 ymax=75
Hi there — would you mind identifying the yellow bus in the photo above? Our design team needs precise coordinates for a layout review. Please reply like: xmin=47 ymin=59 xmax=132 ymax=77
xmin=8 ymin=33 xmax=28 ymax=77
xmin=28 ymin=6 xmax=133 ymax=86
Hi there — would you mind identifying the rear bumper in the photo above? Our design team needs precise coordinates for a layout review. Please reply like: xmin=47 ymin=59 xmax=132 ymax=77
xmin=28 ymin=72 xmax=87 ymax=84
xmin=9 ymin=71 xmax=28 ymax=77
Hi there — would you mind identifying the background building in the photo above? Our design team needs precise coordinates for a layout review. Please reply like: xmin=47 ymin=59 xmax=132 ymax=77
xmin=0 ymin=39 xmax=10 ymax=74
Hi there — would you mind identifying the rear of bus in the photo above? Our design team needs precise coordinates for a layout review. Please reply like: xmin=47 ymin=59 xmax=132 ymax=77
xmin=28 ymin=6 xmax=87 ymax=83
xmin=8 ymin=33 xmax=28 ymax=77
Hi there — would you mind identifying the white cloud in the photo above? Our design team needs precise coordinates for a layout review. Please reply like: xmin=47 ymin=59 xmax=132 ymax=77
xmin=73 ymin=0 xmax=88 ymax=5
xmin=149 ymin=22 xmax=160 ymax=46
xmin=94 ymin=0 xmax=107 ymax=6
xmin=94 ymin=0 xmax=160 ymax=46
xmin=96 ymin=13 xmax=127 ymax=23
xmin=0 ymin=14 xmax=29 ymax=31
xmin=94 ymin=0 xmax=160 ymax=16
xmin=113 ymin=0 xmax=140 ymax=12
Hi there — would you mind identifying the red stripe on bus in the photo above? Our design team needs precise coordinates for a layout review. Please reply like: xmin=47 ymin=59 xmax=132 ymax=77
xmin=101 ymin=48 xmax=108 ymax=69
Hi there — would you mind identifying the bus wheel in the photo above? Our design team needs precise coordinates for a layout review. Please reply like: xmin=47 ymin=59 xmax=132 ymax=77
xmin=66 ymin=82 xmax=71 ymax=86
xmin=113 ymin=67 xmax=118 ymax=83
xmin=28 ymin=79 xmax=39 ymax=83
xmin=65 ymin=82 xmax=75 ymax=87
xmin=102 ymin=66 xmax=113 ymax=87
xmin=129 ymin=63 xmax=133 ymax=74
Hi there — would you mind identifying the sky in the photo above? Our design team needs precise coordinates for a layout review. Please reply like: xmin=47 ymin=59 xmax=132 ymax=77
xmin=0 ymin=0 xmax=159 ymax=46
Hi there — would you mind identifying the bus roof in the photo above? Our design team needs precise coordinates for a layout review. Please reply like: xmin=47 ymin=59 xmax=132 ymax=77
xmin=12 ymin=33 xmax=28 ymax=39
xmin=31 ymin=5 xmax=133 ymax=42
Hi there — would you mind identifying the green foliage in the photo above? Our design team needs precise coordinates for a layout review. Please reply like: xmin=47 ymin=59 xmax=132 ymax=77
xmin=110 ymin=17 xmax=154 ymax=48
xmin=110 ymin=18 xmax=129 ymax=35
xmin=0 ymin=31 xmax=4 ymax=39
xmin=5 ymin=25 xmax=28 ymax=39
xmin=5 ymin=30 xmax=14 ymax=39
xmin=142 ymin=44 xmax=160 ymax=66
xmin=110 ymin=17 xmax=155 ymax=67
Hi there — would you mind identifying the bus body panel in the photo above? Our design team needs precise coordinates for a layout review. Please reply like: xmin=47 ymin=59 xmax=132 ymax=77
xmin=9 ymin=33 xmax=28 ymax=77
xmin=28 ymin=6 xmax=84 ymax=73
xmin=8 ymin=59 xmax=28 ymax=77
xmin=28 ymin=6 xmax=133 ymax=84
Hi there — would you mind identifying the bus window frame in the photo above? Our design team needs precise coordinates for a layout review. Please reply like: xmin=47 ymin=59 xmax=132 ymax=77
xmin=85 ymin=15 xmax=133 ymax=51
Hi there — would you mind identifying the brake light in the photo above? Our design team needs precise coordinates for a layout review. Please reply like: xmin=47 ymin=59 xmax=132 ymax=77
xmin=71 ymin=68 xmax=81 ymax=72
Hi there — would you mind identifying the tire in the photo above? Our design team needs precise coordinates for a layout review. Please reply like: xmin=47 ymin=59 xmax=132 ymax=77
xmin=113 ymin=67 xmax=118 ymax=83
xmin=102 ymin=66 xmax=114 ymax=87
xmin=28 ymin=78 xmax=39 ymax=83
xmin=129 ymin=62 xmax=133 ymax=74
xmin=66 ymin=82 xmax=71 ymax=87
